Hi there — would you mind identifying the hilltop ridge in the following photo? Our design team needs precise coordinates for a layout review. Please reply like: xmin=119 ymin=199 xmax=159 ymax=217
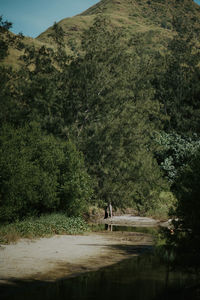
xmin=36 ymin=0 xmax=200 ymax=53
xmin=2 ymin=0 xmax=200 ymax=68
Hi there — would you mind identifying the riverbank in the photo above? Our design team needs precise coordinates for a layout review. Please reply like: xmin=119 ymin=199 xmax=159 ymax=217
xmin=0 ymin=230 xmax=153 ymax=284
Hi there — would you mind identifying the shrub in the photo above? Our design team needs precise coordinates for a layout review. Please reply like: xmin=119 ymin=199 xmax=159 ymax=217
xmin=0 ymin=213 xmax=89 ymax=244
xmin=0 ymin=123 xmax=93 ymax=222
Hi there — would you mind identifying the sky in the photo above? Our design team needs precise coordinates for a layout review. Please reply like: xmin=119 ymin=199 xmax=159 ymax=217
xmin=0 ymin=0 xmax=100 ymax=37
xmin=0 ymin=0 xmax=200 ymax=38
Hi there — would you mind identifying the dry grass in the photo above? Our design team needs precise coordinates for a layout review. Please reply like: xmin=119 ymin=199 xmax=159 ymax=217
xmin=2 ymin=0 xmax=200 ymax=68
xmin=1 ymin=33 xmax=56 ymax=69
xmin=36 ymin=0 xmax=200 ymax=57
xmin=0 ymin=230 xmax=20 ymax=244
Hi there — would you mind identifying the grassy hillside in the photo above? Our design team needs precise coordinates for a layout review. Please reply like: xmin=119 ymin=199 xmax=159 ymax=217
xmin=37 ymin=0 xmax=200 ymax=53
xmin=2 ymin=0 xmax=200 ymax=69
xmin=1 ymin=33 xmax=56 ymax=69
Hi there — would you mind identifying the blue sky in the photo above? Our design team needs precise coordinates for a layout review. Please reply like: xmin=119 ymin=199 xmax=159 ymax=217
xmin=0 ymin=0 xmax=200 ymax=38
xmin=0 ymin=0 xmax=99 ymax=37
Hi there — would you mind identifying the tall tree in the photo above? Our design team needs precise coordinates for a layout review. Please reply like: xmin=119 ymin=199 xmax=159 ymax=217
xmin=155 ymin=17 xmax=200 ymax=134
xmin=64 ymin=16 xmax=167 ymax=211
xmin=165 ymin=148 xmax=200 ymax=271
xmin=0 ymin=123 xmax=93 ymax=221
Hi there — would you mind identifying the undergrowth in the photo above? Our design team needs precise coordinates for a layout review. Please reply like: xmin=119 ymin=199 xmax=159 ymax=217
xmin=0 ymin=213 xmax=89 ymax=244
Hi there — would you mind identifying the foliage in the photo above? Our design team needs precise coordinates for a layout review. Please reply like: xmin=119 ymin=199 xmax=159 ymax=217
xmin=0 ymin=123 xmax=93 ymax=221
xmin=153 ymin=18 xmax=200 ymax=268
xmin=35 ymin=0 xmax=200 ymax=60
xmin=64 ymin=16 xmax=168 ymax=212
xmin=0 ymin=213 xmax=89 ymax=244
xmin=49 ymin=22 xmax=65 ymax=49
xmin=1 ymin=8 xmax=200 ymax=223
xmin=0 ymin=16 xmax=12 ymax=60
xmin=58 ymin=139 xmax=93 ymax=216
xmin=163 ymin=148 xmax=200 ymax=271
xmin=155 ymin=131 xmax=200 ymax=183
xmin=0 ymin=15 xmax=24 ymax=61
xmin=16 ymin=45 xmax=66 ymax=134
xmin=154 ymin=17 xmax=200 ymax=134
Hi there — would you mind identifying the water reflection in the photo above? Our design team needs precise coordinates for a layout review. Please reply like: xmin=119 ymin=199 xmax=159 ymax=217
xmin=105 ymin=224 xmax=113 ymax=231
xmin=91 ymin=223 xmax=158 ymax=235
xmin=1 ymin=226 xmax=199 ymax=300
xmin=1 ymin=254 xmax=198 ymax=300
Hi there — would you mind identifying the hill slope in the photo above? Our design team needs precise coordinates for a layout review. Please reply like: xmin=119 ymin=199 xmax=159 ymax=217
xmin=2 ymin=0 xmax=200 ymax=68
xmin=37 ymin=0 xmax=200 ymax=53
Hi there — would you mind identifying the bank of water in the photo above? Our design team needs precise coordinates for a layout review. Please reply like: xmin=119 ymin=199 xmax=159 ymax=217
xmin=0 ymin=226 xmax=199 ymax=300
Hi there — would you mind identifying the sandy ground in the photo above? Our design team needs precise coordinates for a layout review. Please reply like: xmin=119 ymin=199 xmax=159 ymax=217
xmin=0 ymin=229 xmax=153 ymax=284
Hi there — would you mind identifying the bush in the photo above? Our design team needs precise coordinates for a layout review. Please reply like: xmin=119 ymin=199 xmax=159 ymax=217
xmin=0 ymin=123 xmax=93 ymax=222
xmin=59 ymin=140 xmax=93 ymax=216
xmin=163 ymin=148 xmax=200 ymax=271
xmin=0 ymin=213 xmax=89 ymax=244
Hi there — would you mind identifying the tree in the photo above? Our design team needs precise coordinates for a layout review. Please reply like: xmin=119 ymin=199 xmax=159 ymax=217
xmin=0 ymin=15 xmax=171 ymax=217
xmin=59 ymin=140 xmax=93 ymax=216
xmin=154 ymin=17 xmax=200 ymax=134
xmin=165 ymin=148 xmax=200 ymax=271
xmin=0 ymin=123 xmax=93 ymax=222
xmin=11 ymin=43 xmax=67 ymax=134
xmin=0 ymin=16 xmax=25 ymax=128
xmin=0 ymin=16 xmax=12 ymax=60
xmin=155 ymin=131 xmax=200 ymax=184
xmin=64 ymin=16 xmax=167 ymax=212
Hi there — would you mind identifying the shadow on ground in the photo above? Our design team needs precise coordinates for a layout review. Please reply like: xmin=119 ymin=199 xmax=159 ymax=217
xmin=0 ymin=242 xmax=153 ymax=299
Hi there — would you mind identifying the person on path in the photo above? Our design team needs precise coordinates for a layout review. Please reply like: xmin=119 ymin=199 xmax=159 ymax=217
xmin=108 ymin=202 xmax=112 ymax=218
xmin=104 ymin=202 xmax=113 ymax=219
xmin=104 ymin=205 xmax=109 ymax=219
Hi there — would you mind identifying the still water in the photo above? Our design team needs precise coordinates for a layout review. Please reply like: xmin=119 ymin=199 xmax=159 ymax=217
xmin=1 ymin=227 xmax=199 ymax=300
xmin=91 ymin=224 xmax=158 ymax=234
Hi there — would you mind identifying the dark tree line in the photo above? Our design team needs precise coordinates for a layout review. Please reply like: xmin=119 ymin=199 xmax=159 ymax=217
xmin=154 ymin=18 xmax=200 ymax=272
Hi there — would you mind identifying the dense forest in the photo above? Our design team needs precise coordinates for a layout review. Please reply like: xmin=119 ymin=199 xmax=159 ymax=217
xmin=0 ymin=0 xmax=200 ymax=270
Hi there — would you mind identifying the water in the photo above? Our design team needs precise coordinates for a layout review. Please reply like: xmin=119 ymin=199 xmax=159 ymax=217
xmin=1 ymin=227 xmax=199 ymax=300
xmin=90 ymin=224 xmax=158 ymax=235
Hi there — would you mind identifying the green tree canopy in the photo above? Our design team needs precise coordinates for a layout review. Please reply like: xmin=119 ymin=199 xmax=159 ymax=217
xmin=165 ymin=148 xmax=200 ymax=271
xmin=0 ymin=123 xmax=93 ymax=222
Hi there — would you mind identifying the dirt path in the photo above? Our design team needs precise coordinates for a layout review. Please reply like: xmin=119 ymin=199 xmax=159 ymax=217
xmin=0 ymin=231 xmax=153 ymax=283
